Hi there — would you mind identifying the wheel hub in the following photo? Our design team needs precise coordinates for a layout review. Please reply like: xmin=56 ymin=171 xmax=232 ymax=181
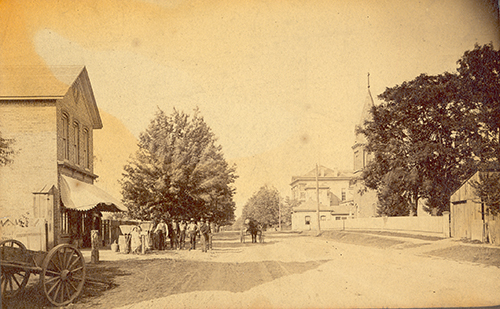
xmin=60 ymin=269 xmax=70 ymax=281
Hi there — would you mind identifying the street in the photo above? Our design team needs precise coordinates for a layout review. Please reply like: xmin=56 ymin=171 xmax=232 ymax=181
xmin=4 ymin=231 xmax=500 ymax=308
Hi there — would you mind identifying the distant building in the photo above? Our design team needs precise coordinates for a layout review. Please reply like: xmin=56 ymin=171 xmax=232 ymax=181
xmin=351 ymin=78 xmax=378 ymax=218
xmin=0 ymin=65 xmax=126 ymax=249
xmin=290 ymin=165 xmax=356 ymax=230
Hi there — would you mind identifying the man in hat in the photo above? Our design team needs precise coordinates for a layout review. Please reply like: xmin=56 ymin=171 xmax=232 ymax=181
xmin=199 ymin=218 xmax=210 ymax=252
xmin=154 ymin=219 xmax=168 ymax=250
xmin=179 ymin=219 xmax=187 ymax=249
xmin=187 ymin=218 xmax=198 ymax=250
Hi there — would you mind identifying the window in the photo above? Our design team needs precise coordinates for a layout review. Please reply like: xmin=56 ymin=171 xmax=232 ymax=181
xmin=341 ymin=188 xmax=346 ymax=201
xmin=300 ymin=192 xmax=306 ymax=200
xmin=73 ymin=122 xmax=80 ymax=165
xmin=335 ymin=217 xmax=341 ymax=220
xmin=61 ymin=209 xmax=69 ymax=234
xmin=83 ymin=128 xmax=90 ymax=168
xmin=62 ymin=114 xmax=70 ymax=160
xmin=305 ymin=216 xmax=311 ymax=225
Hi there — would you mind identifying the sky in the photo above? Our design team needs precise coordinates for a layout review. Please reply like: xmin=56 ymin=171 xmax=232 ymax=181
xmin=1 ymin=0 xmax=499 ymax=217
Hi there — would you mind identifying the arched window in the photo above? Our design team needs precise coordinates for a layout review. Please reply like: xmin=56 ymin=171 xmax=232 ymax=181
xmin=73 ymin=121 xmax=80 ymax=165
xmin=62 ymin=113 xmax=70 ymax=160
xmin=83 ymin=128 xmax=90 ymax=168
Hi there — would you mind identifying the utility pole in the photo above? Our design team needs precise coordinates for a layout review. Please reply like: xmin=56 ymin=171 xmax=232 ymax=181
xmin=316 ymin=164 xmax=321 ymax=235
xmin=278 ymin=197 xmax=282 ymax=231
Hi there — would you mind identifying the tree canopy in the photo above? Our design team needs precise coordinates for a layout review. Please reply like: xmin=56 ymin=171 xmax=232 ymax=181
xmin=358 ymin=43 xmax=499 ymax=216
xmin=242 ymin=185 xmax=284 ymax=228
xmin=121 ymin=108 xmax=237 ymax=225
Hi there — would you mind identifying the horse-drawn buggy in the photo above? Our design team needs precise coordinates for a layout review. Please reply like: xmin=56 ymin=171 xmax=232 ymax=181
xmin=1 ymin=239 xmax=86 ymax=306
xmin=241 ymin=218 xmax=264 ymax=243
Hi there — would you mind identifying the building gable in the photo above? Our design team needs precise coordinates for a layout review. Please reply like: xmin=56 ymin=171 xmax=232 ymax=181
xmin=0 ymin=66 xmax=102 ymax=129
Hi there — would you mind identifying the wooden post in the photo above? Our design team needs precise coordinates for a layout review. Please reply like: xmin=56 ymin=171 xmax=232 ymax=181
xmin=91 ymin=230 xmax=99 ymax=263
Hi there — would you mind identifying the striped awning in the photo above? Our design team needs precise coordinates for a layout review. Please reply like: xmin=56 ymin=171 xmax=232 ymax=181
xmin=60 ymin=175 xmax=127 ymax=212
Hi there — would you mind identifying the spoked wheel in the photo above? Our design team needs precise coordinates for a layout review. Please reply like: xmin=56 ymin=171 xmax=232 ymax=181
xmin=0 ymin=239 xmax=31 ymax=299
xmin=40 ymin=244 xmax=86 ymax=306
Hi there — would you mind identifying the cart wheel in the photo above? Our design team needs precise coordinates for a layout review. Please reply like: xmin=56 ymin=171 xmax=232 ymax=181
xmin=40 ymin=244 xmax=86 ymax=306
xmin=0 ymin=239 xmax=31 ymax=299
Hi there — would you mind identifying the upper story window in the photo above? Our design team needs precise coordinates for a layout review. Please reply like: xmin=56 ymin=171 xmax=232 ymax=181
xmin=73 ymin=122 xmax=80 ymax=165
xmin=83 ymin=128 xmax=90 ymax=168
xmin=62 ymin=113 xmax=70 ymax=160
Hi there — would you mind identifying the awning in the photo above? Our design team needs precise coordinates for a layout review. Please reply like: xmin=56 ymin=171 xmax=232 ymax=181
xmin=60 ymin=175 xmax=127 ymax=212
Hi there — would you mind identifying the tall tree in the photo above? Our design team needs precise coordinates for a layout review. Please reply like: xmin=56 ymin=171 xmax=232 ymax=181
xmin=121 ymin=108 xmax=237 ymax=225
xmin=359 ymin=44 xmax=499 ymax=216
xmin=460 ymin=44 xmax=500 ymax=216
xmin=359 ymin=68 xmax=478 ymax=216
xmin=242 ymin=185 xmax=282 ymax=228
xmin=457 ymin=43 xmax=500 ymax=168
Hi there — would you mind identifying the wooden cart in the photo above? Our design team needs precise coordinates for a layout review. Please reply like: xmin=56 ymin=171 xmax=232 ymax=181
xmin=0 ymin=239 xmax=86 ymax=306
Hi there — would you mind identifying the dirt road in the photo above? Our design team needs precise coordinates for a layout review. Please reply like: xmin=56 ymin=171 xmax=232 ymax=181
xmin=3 ymin=231 xmax=500 ymax=308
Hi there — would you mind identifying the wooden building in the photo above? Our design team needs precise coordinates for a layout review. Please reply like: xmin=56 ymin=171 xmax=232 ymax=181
xmin=450 ymin=171 xmax=499 ymax=245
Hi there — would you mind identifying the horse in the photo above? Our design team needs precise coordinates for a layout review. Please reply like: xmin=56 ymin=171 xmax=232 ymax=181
xmin=244 ymin=219 xmax=263 ymax=243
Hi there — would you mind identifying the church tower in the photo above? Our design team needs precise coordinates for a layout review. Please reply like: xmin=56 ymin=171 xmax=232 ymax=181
xmin=351 ymin=73 xmax=378 ymax=217
xmin=352 ymin=73 xmax=375 ymax=173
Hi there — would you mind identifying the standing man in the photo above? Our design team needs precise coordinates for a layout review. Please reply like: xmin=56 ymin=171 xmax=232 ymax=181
xmin=187 ymin=218 xmax=198 ymax=251
xmin=199 ymin=218 xmax=210 ymax=253
xmin=154 ymin=219 xmax=168 ymax=250
xmin=179 ymin=219 xmax=187 ymax=250
xmin=171 ymin=219 xmax=179 ymax=250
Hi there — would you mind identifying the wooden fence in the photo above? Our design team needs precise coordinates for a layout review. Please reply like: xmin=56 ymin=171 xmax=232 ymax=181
xmin=0 ymin=218 xmax=46 ymax=251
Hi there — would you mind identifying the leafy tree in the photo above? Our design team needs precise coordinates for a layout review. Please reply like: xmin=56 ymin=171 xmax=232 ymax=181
xmin=358 ymin=45 xmax=499 ymax=216
xmin=280 ymin=196 xmax=296 ymax=227
xmin=471 ymin=172 xmax=500 ymax=216
xmin=460 ymin=44 xmax=500 ymax=216
xmin=457 ymin=43 xmax=500 ymax=167
xmin=121 ymin=108 xmax=237 ymax=225
xmin=242 ymin=185 xmax=282 ymax=228
xmin=0 ymin=131 xmax=14 ymax=166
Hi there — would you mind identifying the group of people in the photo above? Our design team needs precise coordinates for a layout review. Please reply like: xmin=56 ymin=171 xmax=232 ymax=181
xmin=149 ymin=218 xmax=214 ymax=252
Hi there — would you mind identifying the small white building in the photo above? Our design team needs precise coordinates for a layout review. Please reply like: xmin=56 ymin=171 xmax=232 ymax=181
xmin=290 ymin=165 xmax=356 ymax=231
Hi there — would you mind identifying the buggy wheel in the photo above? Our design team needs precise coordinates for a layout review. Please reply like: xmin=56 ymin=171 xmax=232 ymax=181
xmin=40 ymin=244 xmax=86 ymax=306
xmin=0 ymin=239 xmax=30 ymax=299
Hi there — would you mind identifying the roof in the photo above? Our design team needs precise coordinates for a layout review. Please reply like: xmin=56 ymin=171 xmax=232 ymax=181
xmin=0 ymin=65 xmax=102 ymax=129
xmin=60 ymin=175 xmax=127 ymax=212
xmin=1 ymin=65 xmax=84 ymax=98
xmin=291 ymin=165 xmax=354 ymax=184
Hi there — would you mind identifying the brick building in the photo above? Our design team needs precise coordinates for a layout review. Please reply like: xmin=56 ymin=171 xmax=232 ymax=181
xmin=0 ymin=65 xmax=125 ymax=249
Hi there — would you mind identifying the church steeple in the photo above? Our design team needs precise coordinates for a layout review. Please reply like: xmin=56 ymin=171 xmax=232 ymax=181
xmin=352 ymin=73 xmax=375 ymax=173
xmin=355 ymin=73 xmax=375 ymax=144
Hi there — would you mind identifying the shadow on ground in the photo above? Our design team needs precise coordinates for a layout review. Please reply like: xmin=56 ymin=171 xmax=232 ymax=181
xmin=2 ymin=232 xmax=327 ymax=309
xmin=2 ymin=258 xmax=330 ymax=309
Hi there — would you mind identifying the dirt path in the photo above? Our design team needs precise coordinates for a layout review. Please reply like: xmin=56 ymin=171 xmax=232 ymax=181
xmin=3 ymin=231 xmax=500 ymax=309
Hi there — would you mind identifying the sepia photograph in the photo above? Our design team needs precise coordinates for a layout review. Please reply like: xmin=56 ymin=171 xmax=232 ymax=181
xmin=1 ymin=0 xmax=500 ymax=308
